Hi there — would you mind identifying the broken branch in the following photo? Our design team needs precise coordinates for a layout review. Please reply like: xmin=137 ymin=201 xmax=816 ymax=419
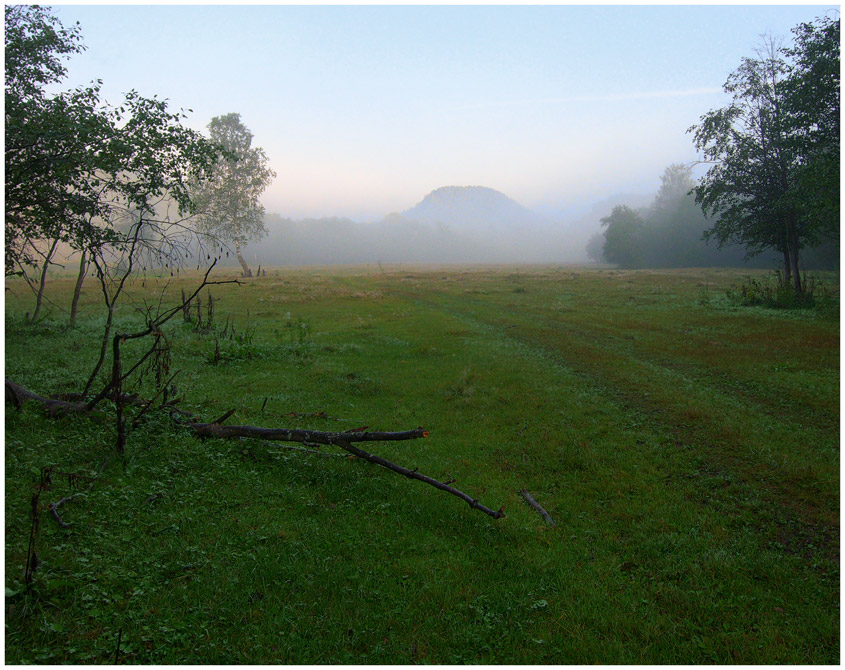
xmin=49 ymin=493 xmax=85 ymax=528
xmin=335 ymin=439 xmax=505 ymax=520
xmin=189 ymin=422 xmax=502 ymax=519
xmin=519 ymin=489 xmax=556 ymax=527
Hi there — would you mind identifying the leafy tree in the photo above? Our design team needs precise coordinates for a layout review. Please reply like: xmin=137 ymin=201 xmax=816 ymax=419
xmin=641 ymin=164 xmax=713 ymax=268
xmin=6 ymin=5 xmax=220 ymax=322
xmin=782 ymin=16 xmax=840 ymax=242
xmin=600 ymin=205 xmax=645 ymax=269
xmin=585 ymin=232 xmax=605 ymax=263
xmin=651 ymin=163 xmax=696 ymax=214
xmin=689 ymin=17 xmax=840 ymax=295
xmin=191 ymin=113 xmax=276 ymax=277
xmin=5 ymin=5 xmax=113 ymax=277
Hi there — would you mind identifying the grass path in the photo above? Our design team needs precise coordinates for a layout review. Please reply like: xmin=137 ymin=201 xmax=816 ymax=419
xmin=393 ymin=273 xmax=838 ymax=550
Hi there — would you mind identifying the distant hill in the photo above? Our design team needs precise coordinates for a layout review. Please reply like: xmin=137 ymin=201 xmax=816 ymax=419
xmin=253 ymin=186 xmax=578 ymax=266
xmin=402 ymin=185 xmax=550 ymax=235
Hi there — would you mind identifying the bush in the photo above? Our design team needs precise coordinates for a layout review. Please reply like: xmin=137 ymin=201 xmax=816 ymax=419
xmin=726 ymin=271 xmax=837 ymax=313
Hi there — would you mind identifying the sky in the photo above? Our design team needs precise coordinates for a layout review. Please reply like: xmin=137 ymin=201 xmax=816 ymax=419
xmin=49 ymin=3 xmax=838 ymax=222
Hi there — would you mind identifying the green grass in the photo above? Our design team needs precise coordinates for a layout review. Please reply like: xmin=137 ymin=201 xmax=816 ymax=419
xmin=5 ymin=265 xmax=839 ymax=663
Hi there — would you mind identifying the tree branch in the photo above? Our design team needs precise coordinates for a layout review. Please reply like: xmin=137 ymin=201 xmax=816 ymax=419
xmin=519 ymin=489 xmax=556 ymax=527
xmin=7 ymin=377 xmax=505 ymax=520
xmin=189 ymin=422 xmax=504 ymax=519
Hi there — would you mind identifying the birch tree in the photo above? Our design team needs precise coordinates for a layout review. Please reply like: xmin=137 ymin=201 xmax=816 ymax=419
xmin=192 ymin=113 xmax=276 ymax=277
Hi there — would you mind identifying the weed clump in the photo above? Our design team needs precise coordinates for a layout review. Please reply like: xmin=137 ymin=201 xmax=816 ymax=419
xmin=726 ymin=271 xmax=837 ymax=315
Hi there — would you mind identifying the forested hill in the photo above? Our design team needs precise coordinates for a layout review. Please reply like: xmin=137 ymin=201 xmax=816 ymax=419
xmin=402 ymin=185 xmax=550 ymax=234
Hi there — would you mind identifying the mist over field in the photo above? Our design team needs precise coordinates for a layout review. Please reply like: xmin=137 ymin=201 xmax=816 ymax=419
xmin=243 ymin=184 xmax=794 ymax=270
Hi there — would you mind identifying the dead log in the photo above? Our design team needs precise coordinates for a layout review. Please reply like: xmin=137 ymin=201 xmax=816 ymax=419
xmin=519 ymin=489 xmax=556 ymax=527
xmin=6 ymin=378 xmax=91 ymax=417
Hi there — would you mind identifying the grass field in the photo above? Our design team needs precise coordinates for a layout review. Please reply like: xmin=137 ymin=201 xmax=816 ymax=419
xmin=5 ymin=264 xmax=840 ymax=663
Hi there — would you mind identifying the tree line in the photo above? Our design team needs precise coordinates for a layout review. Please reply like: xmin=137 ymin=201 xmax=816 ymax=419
xmin=5 ymin=5 xmax=274 ymax=324
xmin=593 ymin=15 xmax=839 ymax=285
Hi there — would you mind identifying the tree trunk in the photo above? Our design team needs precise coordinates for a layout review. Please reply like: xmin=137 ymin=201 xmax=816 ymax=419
xmin=31 ymin=238 xmax=60 ymax=322
xmin=235 ymin=241 xmax=252 ymax=278
xmin=69 ymin=250 xmax=87 ymax=328
xmin=789 ymin=244 xmax=802 ymax=296
xmin=781 ymin=245 xmax=791 ymax=288
xmin=786 ymin=215 xmax=802 ymax=296
xmin=112 ymin=334 xmax=125 ymax=455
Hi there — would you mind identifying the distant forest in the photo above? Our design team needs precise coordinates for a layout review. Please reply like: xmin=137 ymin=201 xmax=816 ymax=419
xmin=586 ymin=164 xmax=839 ymax=271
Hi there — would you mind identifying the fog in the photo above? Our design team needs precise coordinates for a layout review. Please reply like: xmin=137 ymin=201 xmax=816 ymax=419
xmin=40 ymin=5 xmax=835 ymax=270
xmin=248 ymin=187 xmax=637 ymax=268
xmin=241 ymin=175 xmax=836 ymax=272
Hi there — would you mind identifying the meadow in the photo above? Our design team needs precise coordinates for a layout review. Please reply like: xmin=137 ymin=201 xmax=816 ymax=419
xmin=5 ymin=264 xmax=839 ymax=663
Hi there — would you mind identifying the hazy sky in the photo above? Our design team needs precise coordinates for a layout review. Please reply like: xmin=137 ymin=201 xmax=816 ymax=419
xmin=50 ymin=3 xmax=837 ymax=221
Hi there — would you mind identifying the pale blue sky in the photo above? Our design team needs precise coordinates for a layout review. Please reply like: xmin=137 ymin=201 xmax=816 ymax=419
xmin=50 ymin=4 xmax=838 ymax=220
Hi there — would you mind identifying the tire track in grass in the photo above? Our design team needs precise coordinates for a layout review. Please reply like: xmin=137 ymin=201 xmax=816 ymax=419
xmin=400 ymin=288 xmax=839 ymax=567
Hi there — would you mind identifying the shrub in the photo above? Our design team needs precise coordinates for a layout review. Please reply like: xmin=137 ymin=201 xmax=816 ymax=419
xmin=726 ymin=271 xmax=837 ymax=313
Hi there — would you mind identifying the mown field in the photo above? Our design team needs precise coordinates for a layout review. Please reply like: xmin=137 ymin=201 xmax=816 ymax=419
xmin=5 ymin=264 xmax=840 ymax=664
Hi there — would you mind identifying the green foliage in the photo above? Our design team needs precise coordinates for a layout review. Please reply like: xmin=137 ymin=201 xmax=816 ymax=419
xmin=191 ymin=113 xmax=276 ymax=276
xmin=5 ymin=6 xmax=110 ymax=275
xmin=203 ymin=312 xmax=316 ymax=365
xmin=688 ymin=16 xmax=840 ymax=290
xmin=726 ymin=271 xmax=838 ymax=313
xmin=5 ymin=5 xmax=221 ymax=278
xmin=783 ymin=16 xmax=840 ymax=240
xmin=596 ymin=165 xmax=749 ymax=270
xmin=600 ymin=205 xmax=645 ymax=268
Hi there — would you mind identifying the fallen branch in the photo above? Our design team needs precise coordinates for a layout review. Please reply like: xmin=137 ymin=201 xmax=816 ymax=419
xmin=190 ymin=422 xmax=504 ymax=519
xmin=49 ymin=492 xmax=86 ymax=528
xmin=6 ymin=378 xmax=506 ymax=520
xmin=519 ymin=489 xmax=556 ymax=527
xmin=6 ymin=378 xmax=91 ymax=417
xmin=189 ymin=423 xmax=429 ymax=445
xmin=336 ymin=439 xmax=506 ymax=520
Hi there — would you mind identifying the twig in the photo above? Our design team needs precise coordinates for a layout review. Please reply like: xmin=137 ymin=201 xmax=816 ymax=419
xmin=131 ymin=370 xmax=181 ymax=428
xmin=114 ymin=628 xmax=123 ymax=664
xmin=334 ymin=439 xmax=505 ymax=519
xmin=49 ymin=492 xmax=86 ymax=528
xmin=519 ymin=489 xmax=556 ymax=527
xmin=211 ymin=408 xmax=236 ymax=425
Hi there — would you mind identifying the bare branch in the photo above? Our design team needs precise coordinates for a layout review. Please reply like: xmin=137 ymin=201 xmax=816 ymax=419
xmin=519 ymin=489 xmax=556 ymax=527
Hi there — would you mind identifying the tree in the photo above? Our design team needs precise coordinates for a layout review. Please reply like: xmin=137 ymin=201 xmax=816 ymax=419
xmin=585 ymin=232 xmax=605 ymax=263
xmin=5 ymin=5 xmax=115 ymax=277
xmin=782 ymin=16 xmax=840 ymax=242
xmin=643 ymin=164 xmax=713 ymax=268
xmin=689 ymin=18 xmax=840 ymax=295
xmin=192 ymin=113 xmax=276 ymax=277
xmin=6 ymin=6 xmax=223 ymax=322
xmin=651 ymin=163 xmax=696 ymax=214
xmin=600 ymin=205 xmax=645 ymax=269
